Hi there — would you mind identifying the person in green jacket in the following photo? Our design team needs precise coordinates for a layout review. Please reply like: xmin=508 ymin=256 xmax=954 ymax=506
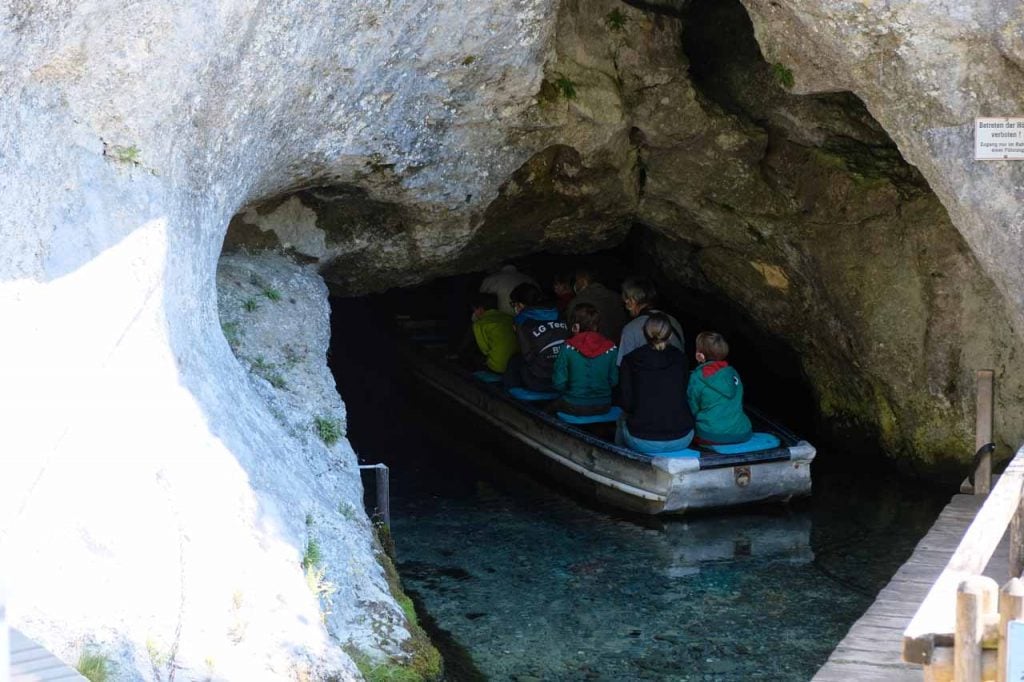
xmin=470 ymin=293 xmax=518 ymax=373
xmin=549 ymin=303 xmax=619 ymax=416
xmin=687 ymin=331 xmax=753 ymax=444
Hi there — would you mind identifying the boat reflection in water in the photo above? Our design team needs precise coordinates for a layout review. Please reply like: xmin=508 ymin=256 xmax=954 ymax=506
xmin=654 ymin=512 xmax=813 ymax=579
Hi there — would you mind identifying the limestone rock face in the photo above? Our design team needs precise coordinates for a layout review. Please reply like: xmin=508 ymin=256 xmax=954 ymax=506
xmin=1 ymin=0 xmax=556 ymax=678
xmin=226 ymin=0 xmax=1024 ymax=470
xmin=737 ymin=0 xmax=1024 ymax=432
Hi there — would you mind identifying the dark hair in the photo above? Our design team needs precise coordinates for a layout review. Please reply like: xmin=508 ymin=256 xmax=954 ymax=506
xmin=643 ymin=313 xmax=674 ymax=351
xmin=696 ymin=331 xmax=730 ymax=361
xmin=471 ymin=292 xmax=498 ymax=310
xmin=574 ymin=265 xmax=598 ymax=282
xmin=622 ymin=277 xmax=657 ymax=307
xmin=570 ymin=303 xmax=601 ymax=332
xmin=509 ymin=282 xmax=544 ymax=307
xmin=553 ymin=272 xmax=572 ymax=287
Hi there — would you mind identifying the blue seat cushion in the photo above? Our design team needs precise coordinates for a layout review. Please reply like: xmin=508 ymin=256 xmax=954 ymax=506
xmin=473 ymin=370 xmax=503 ymax=383
xmin=556 ymin=406 xmax=622 ymax=425
xmin=706 ymin=432 xmax=781 ymax=454
xmin=508 ymin=387 xmax=560 ymax=401
xmin=650 ymin=449 xmax=702 ymax=458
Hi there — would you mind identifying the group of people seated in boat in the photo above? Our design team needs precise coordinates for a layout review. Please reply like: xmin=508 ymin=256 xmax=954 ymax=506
xmin=465 ymin=264 xmax=752 ymax=455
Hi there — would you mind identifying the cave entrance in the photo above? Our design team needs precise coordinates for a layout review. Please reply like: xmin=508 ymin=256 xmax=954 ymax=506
xmin=320 ymin=236 xmax=949 ymax=681
xmin=330 ymin=229 xmax=818 ymax=443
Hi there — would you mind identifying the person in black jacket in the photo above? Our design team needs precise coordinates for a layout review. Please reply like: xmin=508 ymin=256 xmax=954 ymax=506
xmin=616 ymin=313 xmax=695 ymax=453
xmin=502 ymin=283 xmax=570 ymax=392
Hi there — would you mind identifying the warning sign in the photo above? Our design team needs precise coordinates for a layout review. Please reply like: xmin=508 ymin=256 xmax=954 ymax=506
xmin=975 ymin=117 xmax=1024 ymax=160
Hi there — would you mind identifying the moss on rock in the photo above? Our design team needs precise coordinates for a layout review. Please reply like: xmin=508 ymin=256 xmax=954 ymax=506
xmin=345 ymin=524 xmax=442 ymax=682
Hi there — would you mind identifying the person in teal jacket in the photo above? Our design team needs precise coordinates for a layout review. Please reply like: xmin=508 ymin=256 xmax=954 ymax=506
xmin=470 ymin=293 xmax=518 ymax=373
xmin=549 ymin=303 xmax=619 ymax=416
xmin=687 ymin=331 xmax=752 ymax=444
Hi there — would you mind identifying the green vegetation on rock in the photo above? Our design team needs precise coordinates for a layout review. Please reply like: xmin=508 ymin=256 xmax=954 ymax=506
xmin=77 ymin=651 xmax=111 ymax=682
xmin=605 ymin=8 xmax=627 ymax=31
xmin=342 ymin=524 xmax=443 ymax=682
xmin=314 ymin=416 xmax=343 ymax=445
xmin=301 ymin=538 xmax=322 ymax=570
xmin=106 ymin=144 xmax=140 ymax=165
xmin=221 ymin=321 xmax=241 ymax=348
xmin=771 ymin=62 xmax=794 ymax=89
xmin=554 ymin=76 xmax=577 ymax=100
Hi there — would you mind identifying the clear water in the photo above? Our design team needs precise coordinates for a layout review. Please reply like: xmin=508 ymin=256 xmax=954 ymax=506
xmin=329 ymin=299 xmax=947 ymax=681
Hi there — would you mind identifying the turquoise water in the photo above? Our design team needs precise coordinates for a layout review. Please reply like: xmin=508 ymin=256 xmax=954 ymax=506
xmin=330 ymin=299 xmax=946 ymax=681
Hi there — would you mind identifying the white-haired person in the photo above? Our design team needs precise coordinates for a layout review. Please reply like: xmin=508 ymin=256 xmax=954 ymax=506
xmin=617 ymin=277 xmax=684 ymax=365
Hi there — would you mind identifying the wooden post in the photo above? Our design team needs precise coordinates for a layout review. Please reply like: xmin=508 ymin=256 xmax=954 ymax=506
xmin=957 ymin=577 xmax=998 ymax=682
xmin=998 ymin=579 xmax=1024 ymax=682
xmin=975 ymin=370 xmax=995 ymax=495
xmin=925 ymin=648 xmax=998 ymax=682
xmin=1012 ymin=490 xmax=1024 ymax=580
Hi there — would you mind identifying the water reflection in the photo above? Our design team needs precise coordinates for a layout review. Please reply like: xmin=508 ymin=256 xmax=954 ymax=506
xmin=392 ymin=477 xmax=832 ymax=680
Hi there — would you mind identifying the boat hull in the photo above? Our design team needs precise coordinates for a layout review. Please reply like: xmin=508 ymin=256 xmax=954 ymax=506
xmin=408 ymin=351 xmax=814 ymax=515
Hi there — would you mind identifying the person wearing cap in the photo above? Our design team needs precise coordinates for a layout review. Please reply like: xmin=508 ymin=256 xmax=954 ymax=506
xmin=479 ymin=264 xmax=538 ymax=315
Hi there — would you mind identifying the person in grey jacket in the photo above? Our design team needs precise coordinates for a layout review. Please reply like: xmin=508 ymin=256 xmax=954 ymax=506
xmin=565 ymin=267 xmax=628 ymax=344
xmin=616 ymin=277 xmax=684 ymax=366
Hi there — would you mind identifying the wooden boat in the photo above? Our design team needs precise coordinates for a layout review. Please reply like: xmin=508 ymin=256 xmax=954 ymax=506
xmin=397 ymin=319 xmax=816 ymax=515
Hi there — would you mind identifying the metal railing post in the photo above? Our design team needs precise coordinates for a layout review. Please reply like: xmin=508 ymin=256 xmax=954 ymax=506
xmin=974 ymin=370 xmax=995 ymax=495
xmin=358 ymin=464 xmax=391 ymax=529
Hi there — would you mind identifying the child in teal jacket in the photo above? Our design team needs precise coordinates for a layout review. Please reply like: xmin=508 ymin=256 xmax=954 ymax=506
xmin=687 ymin=331 xmax=752 ymax=444
xmin=550 ymin=303 xmax=619 ymax=415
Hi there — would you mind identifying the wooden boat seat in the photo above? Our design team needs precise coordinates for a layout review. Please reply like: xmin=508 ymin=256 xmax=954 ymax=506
xmin=556 ymin=406 xmax=623 ymax=425
xmin=704 ymin=432 xmax=781 ymax=454
xmin=507 ymin=387 xmax=560 ymax=401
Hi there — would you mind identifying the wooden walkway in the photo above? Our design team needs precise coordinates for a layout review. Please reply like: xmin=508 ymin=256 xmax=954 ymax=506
xmin=8 ymin=628 xmax=85 ymax=681
xmin=814 ymin=493 xmax=1010 ymax=681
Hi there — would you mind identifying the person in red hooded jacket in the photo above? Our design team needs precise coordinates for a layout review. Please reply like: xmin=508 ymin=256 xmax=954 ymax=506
xmin=548 ymin=303 xmax=619 ymax=416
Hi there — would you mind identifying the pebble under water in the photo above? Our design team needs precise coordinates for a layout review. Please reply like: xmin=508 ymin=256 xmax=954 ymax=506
xmin=329 ymin=298 xmax=947 ymax=681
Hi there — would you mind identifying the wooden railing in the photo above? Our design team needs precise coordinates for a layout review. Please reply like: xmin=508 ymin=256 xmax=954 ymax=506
xmin=901 ymin=371 xmax=1024 ymax=681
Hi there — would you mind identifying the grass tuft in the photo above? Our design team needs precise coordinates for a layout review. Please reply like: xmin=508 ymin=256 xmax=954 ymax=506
xmin=77 ymin=651 xmax=111 ymax=682
xmin=554 ymin=76 xmax=577 ymax=100
xmin=242 ymin=297 xmax=259 ymax=313
xmin=262 ymin=287 xmax=282 ymax=301
xmin=461 ymin=55 xmax=476 ymax=66
xmin=221 ymin=321 xmax=241 ymax=348
xmin=772 ymin=62 xmax=795 ymax=89
xmin=338 ymin=501 xmax=358 ymax=521
xmin=314 ymin=416 xmax=343 ymax=446
xmin=301 ymin=538 xmax=322 ymax=570
xmin=606 ymin=8 xmax=627 ymax=30
xmin=107 ymin=144 xmax=140 ymax=165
